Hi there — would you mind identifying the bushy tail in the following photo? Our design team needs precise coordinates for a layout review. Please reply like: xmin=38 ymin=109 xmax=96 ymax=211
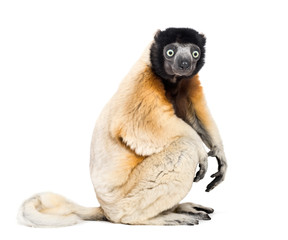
xmin=18 ymin=192 xmax=106 ymax=227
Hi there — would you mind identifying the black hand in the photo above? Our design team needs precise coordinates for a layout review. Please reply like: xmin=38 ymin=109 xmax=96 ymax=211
xmin=206 ymin=156 xmax=227 ymax=192
xmin=194 ymin=156 xmax=208 ymax=182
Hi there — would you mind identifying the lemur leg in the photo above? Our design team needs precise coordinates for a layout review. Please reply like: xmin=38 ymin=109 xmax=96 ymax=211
xmin=104 ymin=137 xmax=207 ymax=225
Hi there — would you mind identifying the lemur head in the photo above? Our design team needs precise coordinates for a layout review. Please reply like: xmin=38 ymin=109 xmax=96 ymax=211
xmin=150 ymin=28 xmax=206 ymax=83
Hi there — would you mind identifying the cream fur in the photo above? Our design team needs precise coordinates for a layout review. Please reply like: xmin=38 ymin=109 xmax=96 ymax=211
xmin=18 ymin=40 xmax=226 ymax=227
xmin=18 ymin=193 xmax=103 ymax=227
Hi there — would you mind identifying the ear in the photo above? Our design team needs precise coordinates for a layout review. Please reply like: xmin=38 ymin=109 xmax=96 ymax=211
xmin=154 ymin=29 xmax=161 ymax=39
xmin=199 ymin=33 xmax=207 ymax=46
xmin=200 ymin=33 xmax=206 ymax=39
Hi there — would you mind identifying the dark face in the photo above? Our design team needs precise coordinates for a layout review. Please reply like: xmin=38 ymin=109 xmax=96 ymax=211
xmin=150 ymin=28 xmax=206 ymax=83
xmin=163 ymin=43 xmax=201 ymax=80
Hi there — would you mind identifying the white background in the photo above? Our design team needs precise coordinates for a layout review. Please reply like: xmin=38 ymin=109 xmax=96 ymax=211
xmin=1 ymin=0 xmax=287 ymax=239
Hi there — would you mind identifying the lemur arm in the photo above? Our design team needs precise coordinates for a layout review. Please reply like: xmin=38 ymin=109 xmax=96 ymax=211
xmin=110 ymin=67 xmax=207 ymax=160
xmin=187 ymin=75 xmax=227 ymax=192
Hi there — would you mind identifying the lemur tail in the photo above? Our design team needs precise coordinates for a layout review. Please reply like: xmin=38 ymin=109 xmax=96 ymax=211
xmin=18 ymin=192 xmax=106 ymax=227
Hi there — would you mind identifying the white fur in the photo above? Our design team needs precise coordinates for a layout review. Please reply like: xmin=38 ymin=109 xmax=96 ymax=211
xmin=18 ymin=192 xmax=102 ymax=227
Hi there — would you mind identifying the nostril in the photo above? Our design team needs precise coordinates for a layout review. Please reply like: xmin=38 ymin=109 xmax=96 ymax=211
xmin=180 ymin=61 xmax=189 ymax=70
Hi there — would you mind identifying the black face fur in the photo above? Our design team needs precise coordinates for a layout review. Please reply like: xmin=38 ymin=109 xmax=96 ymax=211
xmin=150 ymin=28 xmax=206 ymax=82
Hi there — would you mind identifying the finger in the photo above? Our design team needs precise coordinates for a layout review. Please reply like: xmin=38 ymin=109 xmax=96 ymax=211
xmin=210 ymin=171 xmax=221 ymax=178
xmin=194 ymin=207 xmax=214 ymax=214
xmin=194 ymin=175 xmax=201 ymax=182
xmin=206 ymin=176 xmax=222 ymax=192
xmin=194 ymin=170 xmax=204 ymax=182
xmin=194 ymin=174 xmax=200 ymax=182
xmin=191 ymin=203 xmax=214 ymax=214
xmin=194 ymin=164 xmax=207 ymax=182
xmin=205 ymin=175 xmax=223 ymax=192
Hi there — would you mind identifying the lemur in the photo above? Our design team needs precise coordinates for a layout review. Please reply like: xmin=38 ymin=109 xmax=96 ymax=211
xmin=18 ymin=27 xmax=227 ymax=227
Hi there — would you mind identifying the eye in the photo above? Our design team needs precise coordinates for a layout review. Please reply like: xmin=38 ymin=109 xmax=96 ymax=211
xmin=192 ymin=50 xmax=200 ymax=58
xmin=166 ymin=49 xmax=175 ymax=57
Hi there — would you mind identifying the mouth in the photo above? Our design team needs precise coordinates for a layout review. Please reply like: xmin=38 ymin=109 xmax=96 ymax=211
xmin=172 ymin=66 xmax=194 ymax=77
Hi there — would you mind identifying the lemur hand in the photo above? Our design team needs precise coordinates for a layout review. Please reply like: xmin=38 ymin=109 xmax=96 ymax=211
xmin=206 ymin=147 xmax=227 ymax=192
xmin=194 ymin=151 xmax=208 ymax=183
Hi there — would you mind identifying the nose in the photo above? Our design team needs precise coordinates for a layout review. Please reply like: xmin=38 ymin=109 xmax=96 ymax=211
xmin=179 ymin=60 xmax=191 ymax=70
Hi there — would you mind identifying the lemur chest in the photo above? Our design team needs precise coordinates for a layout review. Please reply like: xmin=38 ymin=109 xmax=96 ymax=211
xmin=163 ymin=79 xmax=207 ymax=140
xmin=164 ymin=79 xmax=192 ymax=122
